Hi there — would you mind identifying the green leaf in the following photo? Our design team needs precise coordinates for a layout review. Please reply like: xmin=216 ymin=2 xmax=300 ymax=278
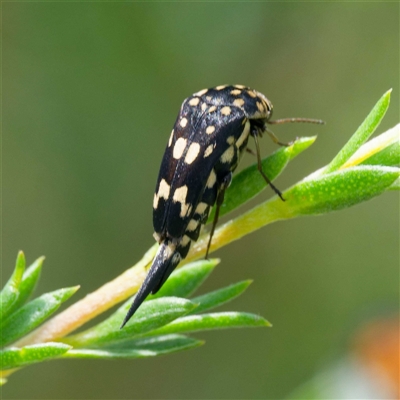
xmin=0 ymin=252 xmax=25 ymax=321
xmin=189 ymin=280 xmax=252 ymax=314
xmin=209 ymin=136 xmax=317 ymax=220
xmin=209 ymin=165 xmax=399 ymax=251
xmin=148 ymin=259 xmax=219 ymax=300
xmin=324 ymin=90 xmax=391 ymax=174
xmin=388 ymin=177 xmax=400 ymax=191
xmin=0 ymin=286 xmax=79 ymax=347
xmin=334 ymin=123 xmax=400 ymax=169
xmin=285 ymin=166 xmax=399 ymax=216
xmin=1 ymin=343 xmax=71 ymax=370
xmin=65 ymin=297 xmax=197 ymax=348
xmin=361 ymin=140 xmax=400 ymax=167
xmin=8 ymin=257 xmax=44 ymax=315
xmin=146 ymin=312 xmax=271 ymax=336
xmin=64 ymin=334 xmax=203 ymax=359
xmin=111 ymin=333 xmax=202 ymax=351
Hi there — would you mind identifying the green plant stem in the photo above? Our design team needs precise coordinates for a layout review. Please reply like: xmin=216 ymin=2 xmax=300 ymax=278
xmin=186 ymin=196 xmax=288 ymax=263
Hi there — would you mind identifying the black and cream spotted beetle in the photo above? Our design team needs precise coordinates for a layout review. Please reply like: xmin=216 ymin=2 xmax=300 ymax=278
xmin=121 ymin=85 xmax=323 ymax=328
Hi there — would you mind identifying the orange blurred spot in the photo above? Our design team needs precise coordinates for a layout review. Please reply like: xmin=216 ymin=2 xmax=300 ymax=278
xmin=353 ymin=318 xmax=399 ymax=398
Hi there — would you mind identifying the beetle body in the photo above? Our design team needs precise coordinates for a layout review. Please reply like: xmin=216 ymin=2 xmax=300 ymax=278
xmin=121 ymin=85 xmax=306 ymax=328
xmin=153 ymin=85 xmax=273 ymax=256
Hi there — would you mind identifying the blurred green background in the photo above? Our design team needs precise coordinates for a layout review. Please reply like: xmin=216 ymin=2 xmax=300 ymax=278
xmin=3 ymin=2 xmax=398 ymax=399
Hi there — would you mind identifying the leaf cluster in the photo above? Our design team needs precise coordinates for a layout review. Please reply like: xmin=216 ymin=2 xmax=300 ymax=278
xmin=1 ymin=257 xmax=265 ymax=380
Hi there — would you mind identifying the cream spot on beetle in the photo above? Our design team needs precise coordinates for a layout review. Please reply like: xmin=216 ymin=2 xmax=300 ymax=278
xmin=221 ymin=106 xmax=231 ymax=115
xmin=173 ymin=137 xmax=187 ymax=159
xmin=153 ymin=232 xmax=161 ymax=243
xmin=185 ymin=142 xmax=201 ymax=164
xmin=220 ymin=146 xmax=235 ymax=164
xmin=236 ymin=120 xmax=250 ymax=148
xmin=206 ymin=169 xmax=217 ymax=188
xmin=256 ymin=102 xmax=264 ymax=112
xmin=173 ymin=185 xmax=188 ymax=204
xmin=168 ymin=129 xmax=174 ymax=147
xmin=195 ymin=88 xmax=208 ymax=96
xmin=159 ymin=179 xmax=170 ymax=199
xmin=247 ymin=90 xmax=257 ymax=98
xmin=262 ymin=99 xmax=271 ymax=111
xmin=206 ymin=96 xmax=212 ymax=101
xmin=154 ymin=179 xmax=171 ymax=208
xmin=208 ymin=106 xmax=217 ymax=113
xmin=180 ymin=203 xmax=191 ymax=218
xmin=173 ymin=185 xmax=191 ymax=217
xmin=181 ymin=235 xmax=191 ymax=247
xmin=201 ymin=103 xmax=208 ymax=111
xmin=204 ymin=144 xmax=214 ymax=157
xmin=233 ymin=98 xmax=245 ymax=107
xmin=153 ymin=193 xmax=159 ymax=209
xmin=227 ymin=136 xmax=235 ymax=145
xmin=230 ymin=89 xmax=241 ymax=96
xmin=206 ymin=125 xmax=215 ymax=135
xmin=187 ymin=219 xmax=199 ymax=232
xmin=235 ymin=84 xmax=246 ymax=89
xmin=195 ymin=202 xmax=208 ymax=215
xmin=165 ymin=242 xmax=178 ymax=258
xmin=216 ymin=85 xmax=227 ymax=90
xmin=189 ymin=97 xmax=200 ymax=106
xmin=180 ymin=117 xmax=188 ymax=128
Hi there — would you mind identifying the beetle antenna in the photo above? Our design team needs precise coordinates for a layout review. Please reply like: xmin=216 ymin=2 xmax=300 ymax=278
xmin=264 ymin=118 xmax=325 ymax=146
xmin=268 ymin=118 xmax=325 ymax=125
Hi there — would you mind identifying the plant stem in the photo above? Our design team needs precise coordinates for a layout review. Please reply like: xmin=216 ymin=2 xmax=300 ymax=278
xmin=186 ymin=196 xmax=290 ymax=263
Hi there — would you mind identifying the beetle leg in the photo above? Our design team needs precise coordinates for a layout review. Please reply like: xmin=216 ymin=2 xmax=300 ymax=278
xmin=252 ymin=130 xmax=285 ymax=201
xmin=265 ymin=127 xmax=292 ymax=147
xmin=205 ymin=172 xmax=232 ymax=259
xmin=246 ymin=147 xmax=257 ymax=156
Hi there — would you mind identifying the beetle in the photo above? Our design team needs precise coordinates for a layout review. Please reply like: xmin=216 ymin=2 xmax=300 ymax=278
xmin=121 ymin=85 xmax=323 ymax=328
